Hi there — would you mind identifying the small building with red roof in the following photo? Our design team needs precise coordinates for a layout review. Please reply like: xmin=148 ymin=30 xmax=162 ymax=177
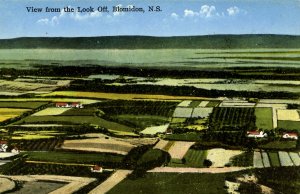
xmin=282 ymin=132 xmax=298 ymax=140
xmin=247 ymin=130 xmax=267 ymax=138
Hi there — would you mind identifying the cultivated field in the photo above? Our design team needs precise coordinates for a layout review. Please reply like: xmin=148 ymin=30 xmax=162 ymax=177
xmin=0 ymin=101 xmax=48 ymax=109
xmin=12 ymin=131 xmax=65 ymax=140
xmin=209 ymin=107 xmax=256 ymax=130
xmin=61 ymin=137 xmax=136 ymax=155
xmin=0 ymin=108 xmax=30 ymax=122
xmin=0 ymin=98 xmax=99 ymax=105
xmin=0 ymin=79 xmax=70 ymax=94
xmin=26 ymin=151 xmax=124 ymax=165
xmin=40 ymin=91 xmax=211 ymax=100
xmin=2 ymin=175 xmax=96 ymax=194
xmin=277 ymin=109 xmax=300 ymax=121
xmin=253 ymin=151 xmax=300 ymax=168
xmin=14 ymin=115 xmax=134 ymax=133
xmin=206 ymin=148 xmax=243 ymax=167
xmin=32 ymin=108 xmax=71 ymax=116
xmin=168 ymin=141 xmax=195 ymax=159
xmin=255 ymin=108 xmax=273 ymax=130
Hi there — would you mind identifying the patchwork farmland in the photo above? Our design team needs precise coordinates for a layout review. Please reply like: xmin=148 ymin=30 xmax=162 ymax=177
xmin=253 ymin=151 xmax=300 ymax=168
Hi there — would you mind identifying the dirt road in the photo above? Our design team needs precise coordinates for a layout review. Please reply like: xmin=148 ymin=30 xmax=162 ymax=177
xmin=148 ymin=167 xmax=251 ymax=173
xmin=89 ymin=170 xmax=132 ymax=194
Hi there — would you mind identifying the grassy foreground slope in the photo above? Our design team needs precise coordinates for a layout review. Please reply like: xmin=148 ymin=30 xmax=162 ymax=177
xmin=1 ymin=35 xmax=300 ymax=49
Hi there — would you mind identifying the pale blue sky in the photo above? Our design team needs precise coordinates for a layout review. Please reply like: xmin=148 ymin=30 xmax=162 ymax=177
xmin=0 ymin=0 xmax=300 ymax=38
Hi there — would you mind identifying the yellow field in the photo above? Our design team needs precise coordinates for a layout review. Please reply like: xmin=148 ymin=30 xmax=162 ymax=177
xmin=0 ymin=98 xmax=99 ymax=105
xmin=277 ymin=109 xmax=300 ymax=121
xmin=0 ymin=108 xmax=30 ymax=122
xmin=32 ymin=107 xmax=71 ymax=116
xmin=40 ymin=91 xmax=210 ymax=100
xmin=12 ymin=131 xmax=65 ymax=140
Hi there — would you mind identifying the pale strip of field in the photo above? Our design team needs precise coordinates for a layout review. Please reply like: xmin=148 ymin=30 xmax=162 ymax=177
xmin=261 ymin=152 xmax=271 ymax=167
xmin=191 ymin=107 xmax=213 ymax=118
xmin=289 ymin=152 xmax=300 ymax=166
xmin=153 ymin=139 xmax=169 ymax=150
xmin=148 ymin=167 xmax=250 ymax=173
xmin=253 ymin=151 xmax=264 ymax=168
xmin=0 ymin=177 xmax=15 ymax=193
xmin=206 ymin=149 xmax=243 ymax=167
xmin=0 ymin=115 xmax=17 ymax=122
xmin=81 ymin=133 xmax=156 ymax=146
xmin=256 ymin=103 xmax=287 ymax=109
xmin=13 ymin=124 xmax=64 ymax=127
xmin=259 ymin=99 xmax=300 ymax=105
xmin=40 ymin=91 xmax=213 ymax=100
xmin=2 ymin=175 xmax=96 ymax=194
xmin=0 ymin=153 xmax=18 ymax=159
xmin=0 ymin=92 xmax=25 ymax=96
xmin=278 ymin=151 xmax=294 ymax=166
xmin=62 ymin=138 xmax=135 ymax=155
xmin=168 ymin=141 xmax=194 ymax=159
xmin=198 ymin=101 xmax=209 ymax=107
xmin=277 ymin=109 xmax=300 ymax=121
xmin=0 ymin=108 xmax=30 ymax=114
xmin=89 ymin=170 xmax=132 ymax=194
xmin=273 ymin=108 xmax=278 ymax=129
xmin=140 ymin=124 xmax=169 ymax=135
xmin=32 ymin=107 xmax=71 ymax=116
xmin=173 ymin=107 xmax=193 ymax=118
xmin=219 ymin=102 xmax=255 ymax=107
xmin=0 ymin=98 xmax=99 ymax=105
xmin=177 ymin=100 xmax=192 ymax=107
xmin=0 ymin=80 xmax=57 ymax=92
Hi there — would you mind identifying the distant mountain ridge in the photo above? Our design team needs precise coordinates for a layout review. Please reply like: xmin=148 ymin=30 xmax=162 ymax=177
xmin=1 ymin=35 xmax=300 ymax=49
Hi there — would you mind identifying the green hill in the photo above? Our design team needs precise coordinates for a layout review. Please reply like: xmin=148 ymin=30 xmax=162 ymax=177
xmin=1 ymin=34 xmax=300 ymax=49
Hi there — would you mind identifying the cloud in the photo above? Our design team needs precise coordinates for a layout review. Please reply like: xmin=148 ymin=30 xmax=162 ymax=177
xmin=227 ymin=6 xmax=240 ymax=16
xmin=184 ymin=5 xmax=217 ymax=18
xmin=200 ymin=5 xmax=216 ymax=18
xmin=184 ymin=9 xmax=199 ymax=17
xmin=37 ymin=18 xmax=49 ymax=25
xmin=171 ymin=12 xmax=179 ymax=19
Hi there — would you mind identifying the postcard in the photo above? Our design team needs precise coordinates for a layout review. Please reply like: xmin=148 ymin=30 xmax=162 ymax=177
xmin=0 ymin=0 xmax=299 ymax=193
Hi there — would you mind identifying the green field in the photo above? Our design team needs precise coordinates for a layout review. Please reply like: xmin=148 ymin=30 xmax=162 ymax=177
xmin=188 ymin=101 xmax=202 ymax=108
xmin=14 ymin=115 xmax=134 ymax=132
xmin=114 ymin=114 xmax=170 ymax=130
xmin=206 ymin=101 xmax=221 ymax=107
xmin=255 ymin=108 xmax=273 ymax=130
xmin=268 ymin=152 xmax=281 ymax=167
xmin=60 ymin=108 xmax=97 ymax=116
xmin=230 ymin=151 xmax=253 ymax=167
xmin=259 ymin=141 xmax=297 ymax=150
xmin=164 ymin=132 xmax=202 ymax=141
xmin=168 ymin=149 xmax=207 ymax=168
xmin=278 ymin=120 xmax=300 ymax=130
xmin=184 ymin=149 xmax=207 ymax=168
xmin=25 ymin=151 xmax=124 ymax=165
xmin=0 ymin=101 xmax=48 ymax=109
xmin=108 ymin=172 xmax=228 ymax=194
